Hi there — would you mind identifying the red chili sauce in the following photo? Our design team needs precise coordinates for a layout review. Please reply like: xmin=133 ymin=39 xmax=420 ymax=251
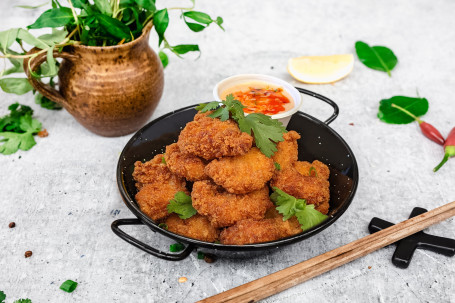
xmin=231 ymin=87 xmax=291 ymax=115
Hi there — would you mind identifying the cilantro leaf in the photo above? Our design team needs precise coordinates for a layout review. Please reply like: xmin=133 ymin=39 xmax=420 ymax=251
xmin=274 ymin=162 xmax=281 ymax=171
xmin=167 ymin=191 xmax=197 ymax=219
xmin=0 ymin=290 xmax=6 ymax=303
xmin=295 ymin=203 xmax=328 ymax=231
xmin=270 ymin=188 xmax=306 ymax=220
xmin=13 ymin=299 xmax=32 ymax=303
xmin=195 ymin=101 xmax=220 ymax=112
xmin=60 ymin=280 xmax=78 ymax=293
xmin=0 ymin=103 xmax=33 ymax=132
xmin=0 ymin=132 xmax=37 ymax=155
xmin=270 ymin=187 xmax=328 ymax=231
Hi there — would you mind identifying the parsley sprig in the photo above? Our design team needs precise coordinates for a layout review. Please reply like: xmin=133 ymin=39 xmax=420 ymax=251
xmin=167 ymin=191 xmax=197 ymax=219
xmin=196 ymin=94 xmax=287 ymax=157
xmin=270 ymin=187 xmax=328 ymax=231
xmin=0 ymin=103 xmax=42 ymax=155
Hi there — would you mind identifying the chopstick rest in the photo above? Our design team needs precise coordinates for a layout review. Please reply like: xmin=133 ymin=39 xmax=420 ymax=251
xmin=369 ymin=207 xmax=455 ymax=268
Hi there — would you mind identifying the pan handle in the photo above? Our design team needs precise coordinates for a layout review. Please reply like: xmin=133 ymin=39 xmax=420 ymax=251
xmin=295 ymin=87 xmax=339 ymax=125
xmin=111 ymin=218 xmax=194 ymax=261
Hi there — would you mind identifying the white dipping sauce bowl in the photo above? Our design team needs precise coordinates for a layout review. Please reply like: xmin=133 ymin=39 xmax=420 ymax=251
xmin=213 ymin=74 xmax=302 ymax=127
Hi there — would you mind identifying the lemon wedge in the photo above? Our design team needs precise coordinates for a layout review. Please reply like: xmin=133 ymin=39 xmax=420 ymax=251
xmin=287 ymin=54 xmax=354 ymax=84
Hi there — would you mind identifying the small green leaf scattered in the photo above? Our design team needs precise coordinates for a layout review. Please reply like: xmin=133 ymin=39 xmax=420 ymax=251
xmin=13 ymin=299 xmax=32 ymax=303
xmin=274 ymin=162 xmax=281 ymax=171
xmin=378 ymin=96 xmax=429 ymax=124
xmin=60 ymin=280 xmax=78 ymax=293
xmin=161 ymin=156 xmax=166 ymax=164
xmin=170 ymin=242 xmax=185 ymax=252
xmin=158 ymin=223 xmax=168 ymax=230
xmin=309 ymin=166 xmax=317 ymax=177
xmin=196 ymin=94 xmax=286 ymax=157
xmin=167 ymin=191 xmax=197 ymax=219
xmin=197 ymin=251 xmax=205 ymax=259
xmin=0 ymin=290 xmax=6 ymax=303
xmin=355 ymin=41 xmax=398 ymax=77
xmin=270 ymin=187 xmax=328 ymax=231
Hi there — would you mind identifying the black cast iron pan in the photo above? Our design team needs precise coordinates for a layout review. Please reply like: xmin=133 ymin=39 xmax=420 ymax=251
xmin=111 ymin=88 xmax=359 ymax=261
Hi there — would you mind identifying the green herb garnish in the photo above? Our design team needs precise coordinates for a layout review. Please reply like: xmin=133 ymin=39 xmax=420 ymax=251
xmin=158 ymin=223 xmax=168 ymax=230
xmin=13 ymin=299 xmax=32 ymax=303
xmin=274 ymin=162 xmax=281 ymax=171
xmin=309 ymin=166 xmax=317 ymax=177
xmin=197 ymin=251 xmax=205 ymax=259
xmin=270 ymin=187 xmax=328 ymax=231
xmin=0 ymin=103 xmax=42 ymax=155
xmin=167 ymin=191 xmax=197 ymax=219
xmin=378 ymin=96 xmax=429 ymax=124
xmin=196 ymin=94 xmax=287 ymax=157
xmin=60 ymin=280 xmax=78 ymax=293
xmin=161 ymin=156 xmax=166 ymax=164
xmin=170 ymin=242 xmax=185 ymax=252
xmin=355 ymin=41 xmax=398 ymax=77
xmin=0 ymin=291 xmax=6 ymax=303
xmin=1 ymin=290 xmax=32 ymax=303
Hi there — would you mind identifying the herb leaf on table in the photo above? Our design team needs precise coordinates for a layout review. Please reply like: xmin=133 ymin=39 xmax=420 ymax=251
xmin=270 ymin=188 xmax=328 ymax=231
xmin=13 ymin=299 xmax=32 ymax=303
xmin=59 ymin=280 xmax=78 ymax=293
xmin=167 ymin=191 xmax=197 ymax=219
xmin=355 ymin=41 xmax=398 ymax=77
xmin=0 ymin=103 xmax=42 ymax=155
xmin=378 ymin=96 xmax=429 ymax=124
xmin=0 ymin=291 xmax=5 ymax=303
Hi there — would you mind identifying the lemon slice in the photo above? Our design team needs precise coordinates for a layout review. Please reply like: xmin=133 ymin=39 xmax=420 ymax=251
xmin=287 ymin=54 xmax=354 ymax=84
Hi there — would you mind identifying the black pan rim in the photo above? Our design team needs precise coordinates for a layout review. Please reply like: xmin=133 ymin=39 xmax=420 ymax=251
xmin=116 ymin=104 xmax=359 ymax=251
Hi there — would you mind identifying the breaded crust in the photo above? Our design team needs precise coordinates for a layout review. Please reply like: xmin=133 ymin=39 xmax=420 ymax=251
xmin=220 ymin=219 xmax=282 ymax=245
xmin=133 ymin=154 xmax=188 ymax=221
xmin=177 ymin=112 xmax=253 ymax=160
xmin=191 ymin=180 xmax=273 ymax=228
xmin=270 ymin=167 xmax=330 ymax=214
xmin=272 ymin=130 xmax=300 ymax=170
xmin=165 ymin=214 xmax=219 ymax=242
xmin=165 ymin=143 xmax=208 ymax=181
xmin=205 ymin=147 xmax=275 ymax=194
xmin=294 ymin=160 xmax=330 ymax=180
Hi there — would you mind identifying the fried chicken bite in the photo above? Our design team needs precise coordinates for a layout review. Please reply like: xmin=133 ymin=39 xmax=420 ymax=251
xmin=165 ymin=214 xmax=219 ymax=242
xmin=219 ymin=212 xmax=302 ymax=245
xmin=270 ymin=167 xmax=330 ymax=215
xmin=133 ymin=154 xmax=188 ymax=221
xmin=294 ymin=160 xmax=330 ymax=180
xmin=205 ymin=147 xmax=274 ymax=194
xmin=164 ymin=143 xmax=208 ymax=181
xmin=177 ymin=112 xmax=253 ymax=160
xmin=191 ymin=180 xmax=273 ymax=228
xmin=272 ymin=131 xmax=300 ymax=170
xmin=220 ymin=219 xmax=282 ymax=245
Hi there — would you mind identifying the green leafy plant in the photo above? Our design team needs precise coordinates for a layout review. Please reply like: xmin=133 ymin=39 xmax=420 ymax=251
xmin=0 ymin=0 xmax=223 ymax=108
xmin=167 ymin=191 xmax=197 ymax=219
xmin=0 ymin=290 xmax=32 ymax=303
xmin=270 ymin=187 xmax=328 ymax=231
xmin=0 ymin=103 xmax=43 ymax=155
xmin=355 ymin=41 xmax=398 ymax=77
xmin=378 ymin=96 xmax=428 ymax=124
xmin=196 ymin=94 xmax=287 ymax=157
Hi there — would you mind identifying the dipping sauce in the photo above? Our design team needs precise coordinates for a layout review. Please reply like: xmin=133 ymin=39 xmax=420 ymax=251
xmin=221 ymin=81 xmax=294 ymax=115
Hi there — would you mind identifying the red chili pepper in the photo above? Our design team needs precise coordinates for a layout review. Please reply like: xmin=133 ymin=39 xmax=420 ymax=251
xmin=433 ymin=127 xmax=455 ymax=172
xmin=391 ymin=103 xmax=445 ymax=145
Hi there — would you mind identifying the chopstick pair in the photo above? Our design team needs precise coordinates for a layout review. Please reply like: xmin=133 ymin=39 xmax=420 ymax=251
xmin=199 ymin=200 xmax=455 ymax=303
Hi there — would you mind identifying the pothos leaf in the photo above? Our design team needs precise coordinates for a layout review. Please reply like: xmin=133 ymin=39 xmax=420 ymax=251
xmin=171 ymin=44 xmax=200 ymax=55
xmin=378 ymin=96 xmax=429 ymax=124
xmin=38 ymin=29 xmax=68 ymax=46
xmin=355 ymin=41 xmax=398 ymax=77
xmin=154 ymin=9 xmax=169 ymax=46
xmin=0 ymin=78 xmax=33 ymax=95
xmin=0 ymin=28 xmax=20 ymax=53
xmin=135 ymin=0 xmax=156 ymax=12
xmin=95 ymin=14 xmax=131 ymax=40
xmin=158 ymin=51 xmax=168 ymax=68
xmin=27 ymin=7 xmax=74 ymax=29
xmin=94 ymin=0 xmax=112 ymax=15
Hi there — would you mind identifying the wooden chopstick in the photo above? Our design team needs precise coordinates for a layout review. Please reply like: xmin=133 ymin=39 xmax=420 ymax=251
xmin=199 ymin=201 xmax=455 ymax=303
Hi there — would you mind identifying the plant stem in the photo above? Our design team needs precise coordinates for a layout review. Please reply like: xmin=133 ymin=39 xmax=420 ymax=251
xmin=390 ymin=103 xmax=422 ymax=123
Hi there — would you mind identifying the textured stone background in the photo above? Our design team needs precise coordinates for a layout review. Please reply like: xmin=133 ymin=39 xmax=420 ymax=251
xmin=1 ymin=0 xmax=454 ymax=302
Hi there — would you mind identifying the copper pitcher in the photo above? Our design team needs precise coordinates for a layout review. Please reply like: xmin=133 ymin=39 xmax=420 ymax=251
xmin=25 ymin=25 xmax=164 ymax=137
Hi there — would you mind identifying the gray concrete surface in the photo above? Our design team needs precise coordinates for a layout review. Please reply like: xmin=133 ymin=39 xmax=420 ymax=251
xmin=1 ymin=0 xmax=454 ymax=302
